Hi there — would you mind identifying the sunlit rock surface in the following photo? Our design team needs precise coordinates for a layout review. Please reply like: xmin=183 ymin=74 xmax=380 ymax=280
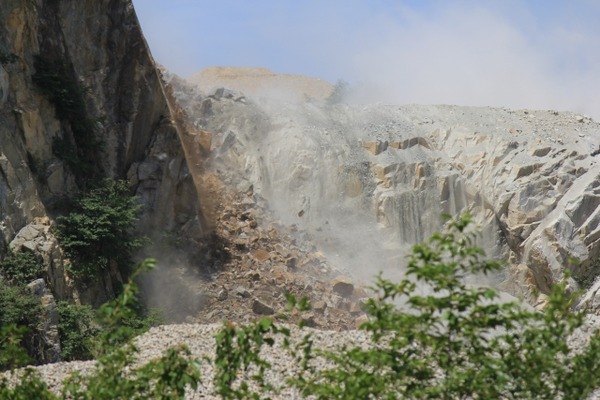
xmin=168 ymin=69 xmax=600 ymax=309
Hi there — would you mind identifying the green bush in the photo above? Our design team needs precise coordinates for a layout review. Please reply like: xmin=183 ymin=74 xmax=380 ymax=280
xmin=0 ymin=284 xmax=41 ymax=331
xmin=57 ymin=300 xmax=162 ymax=363
xmin=0 ymin=250 xmax=44 ymax=286
xmin=57 ymin=302 xmax=98 ymax=361
xmin=0 ymin=324 xmax=33 ymax=371
xmin=55 ymin=179 xmax=147 ymax=283
xmin=0 ymin=282 xmax=42 ymax=371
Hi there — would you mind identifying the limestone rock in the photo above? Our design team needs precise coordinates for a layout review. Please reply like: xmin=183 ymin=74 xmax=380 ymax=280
xmin=10 ymin=222 xmax=72 ymax=301
xmin=361 ymin=140 xmax=388 ymax=155
xmin=331 ymin=277 xmax=354 ymax=297
xmin=252 ymin=298 xmax=275 ymax=315
xmin=252 ymin=249 xmax=271 ymax=263
xmin=579 ymin=279 xmax=600 ymax=312
xmin=166 ymin=72 xmax=600 ymax=307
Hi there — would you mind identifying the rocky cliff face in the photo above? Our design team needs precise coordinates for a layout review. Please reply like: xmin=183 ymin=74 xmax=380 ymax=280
xmin=167 ymin=69 xmax=600 ymax=311
xmin=0 ymin=0 xmax=203 ymax=288
xmin=0 ymin=0 xmax=204 ymax=360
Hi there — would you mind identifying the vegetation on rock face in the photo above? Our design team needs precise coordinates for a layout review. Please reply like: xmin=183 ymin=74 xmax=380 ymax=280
xmin=56 ymin=302 xmax=98 ymax=361
xmin=0 ymin=250 xmax=44 ymax=286
xmin=55 ymin=179 xmax=147 ymax=283
xmin=32 ymin=56 xmax=103 ymax=178
xmin=0 ymin=283 xmax=42 ymax=371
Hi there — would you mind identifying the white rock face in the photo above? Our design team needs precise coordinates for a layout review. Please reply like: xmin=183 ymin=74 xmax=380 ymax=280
xmin=166 ymin=72 xmax=600 ymax=309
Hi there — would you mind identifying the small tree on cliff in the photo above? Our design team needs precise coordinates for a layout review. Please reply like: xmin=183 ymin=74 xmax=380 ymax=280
xmin=55 ymin=179 xmax=147 ymax=282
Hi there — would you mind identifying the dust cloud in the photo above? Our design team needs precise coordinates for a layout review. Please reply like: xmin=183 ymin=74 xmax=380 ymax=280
xmin=135 ymin=1 xmax=600 ymax=120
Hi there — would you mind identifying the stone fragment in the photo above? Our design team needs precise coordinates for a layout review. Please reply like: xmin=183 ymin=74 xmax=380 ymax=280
xmin=531 ymin=147 xmax=551 ymax=157
xmin=360 ymin=140 xmax=388 ymax=155
xmin=217 ymin=289 xmax=228 ymax=301
xmin=210 ymin=87 xmax=236 ymax=99
xmin=349 ymin=302 xmax=363 ymax=315
xmin=193 ymin=129 xmax=212 ymax=154
xmin=245 ymin=270 xmax=261 ymax=281
xmin=237 ymin=180 xmax=253 ymax=194
xmin=252 ymin=249 xmax=271 ymax=262
xmin=252 ymin=298 xmax=275 ymax=315
xmin=313 ymin=300 xmax=327 ymax=313
xmin=331 ymin=276 xmax=354 ymax=297
xmin=234 ymin=287 xmax=251 ymax=298
xmin=302 ymin=313 xmax=318 ymax=327
xmin=371 ymin=163 xmax=397 ymax=180
xmin=285 ymin=256 xmax=298 ymax=269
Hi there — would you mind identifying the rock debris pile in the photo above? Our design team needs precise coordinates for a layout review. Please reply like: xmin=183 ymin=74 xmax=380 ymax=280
xmin=142 ymin=180 xmax=369 ymax=331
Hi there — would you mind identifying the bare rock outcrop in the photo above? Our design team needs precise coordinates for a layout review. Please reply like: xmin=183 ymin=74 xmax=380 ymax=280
xmin=166 ymin=71 xmax=600 ymax=311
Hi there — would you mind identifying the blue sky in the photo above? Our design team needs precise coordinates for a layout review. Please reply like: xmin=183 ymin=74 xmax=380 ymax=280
xmin=132 ymin=0 xmax=600 ymax=118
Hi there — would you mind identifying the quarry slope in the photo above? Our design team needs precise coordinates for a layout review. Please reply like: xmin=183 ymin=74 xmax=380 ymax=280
xmin=2 ymin=0 xmax=600 ymax=394
xmin=167 ymin=68 xmax=600 ymax=311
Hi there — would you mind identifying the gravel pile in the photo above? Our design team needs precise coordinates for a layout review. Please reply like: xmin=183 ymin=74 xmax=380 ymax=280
xmin=12 ymin=323 xmax=369 ymax=399
xmin=10 ymin=315 xmax=599 ymax=399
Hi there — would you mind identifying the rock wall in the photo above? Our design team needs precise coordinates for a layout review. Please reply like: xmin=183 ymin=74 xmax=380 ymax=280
xmin=168 ymin=72 xmax=600 ymax=310
xmin=0 ymin=1 xmax=203 ymax=305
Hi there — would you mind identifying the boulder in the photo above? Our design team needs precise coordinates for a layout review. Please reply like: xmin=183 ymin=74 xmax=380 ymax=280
xmin=331 ymin=276 xmax=354 ymax=297
xmin=252 ymin=298 xmax=275 ymax=315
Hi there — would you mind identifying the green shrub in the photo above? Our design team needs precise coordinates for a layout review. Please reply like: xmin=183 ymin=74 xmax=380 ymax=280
xmin=0 ymin=250 xmax=44 ymax=286
xmin=0 ymin=324 xmax=33 ymax=371
xmin=57 ymin=302 xmax=98 ymax=361
xmin=55 ymin=179 xmax=147 ymax=283
xmin=0 ymin=283 xmax=42 ymax=371
xmin=0 ymin=284 xmax=41 ymax=330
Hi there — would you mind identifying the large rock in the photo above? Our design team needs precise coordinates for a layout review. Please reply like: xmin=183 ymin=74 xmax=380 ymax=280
xmin=10 ymin=221 xmax=72 ymax=300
